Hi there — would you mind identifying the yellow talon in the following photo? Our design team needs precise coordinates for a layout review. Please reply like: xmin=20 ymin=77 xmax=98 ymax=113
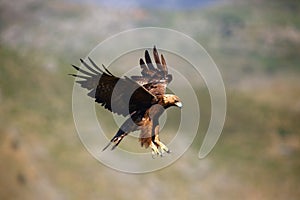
xmin=160 ymin=143 xmax=170 ymax=154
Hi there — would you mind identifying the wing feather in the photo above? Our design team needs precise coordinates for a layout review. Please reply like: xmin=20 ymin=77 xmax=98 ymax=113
xmin=71 ymin=64 xmax=95 ymax=77
xmin=145 ymin=50 xmax=156 ymax=71
xmin=87 ymin=57 xmax=105 ymax=73
xmin=80 ymin=58 xmax=100 ymax=74
xmin=139 ymin=58 xmax=151 ymax=77
xmin=131 ymin=46 xmax=173 ymax=96
xmin=160 ymin=54 xmax=168 ymax=76
xmin=70 ymin=58 xmax=157 ymax=116
xmin=153 ymin=46 xmax=164 ymax=72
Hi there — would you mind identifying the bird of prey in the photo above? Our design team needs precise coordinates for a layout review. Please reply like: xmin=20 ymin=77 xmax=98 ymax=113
xmin=70 ymin=46 xmax=182 ymax=156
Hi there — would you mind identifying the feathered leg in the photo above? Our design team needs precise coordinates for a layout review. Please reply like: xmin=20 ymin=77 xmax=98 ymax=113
xmin=152 ymin=124 xmax=171 ymax=155
xmin=139 ymin=119 xmax=162 ymax=156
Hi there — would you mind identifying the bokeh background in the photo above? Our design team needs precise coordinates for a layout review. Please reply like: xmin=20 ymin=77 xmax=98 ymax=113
xmin=1 ymin=0 xmax=300 ymax=199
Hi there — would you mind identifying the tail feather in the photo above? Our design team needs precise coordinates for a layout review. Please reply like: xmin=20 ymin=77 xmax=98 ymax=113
xmin=102 ymin=129 xmax=128 ymax=151
xmin=102 ymin=141 xmax=112 ymax=152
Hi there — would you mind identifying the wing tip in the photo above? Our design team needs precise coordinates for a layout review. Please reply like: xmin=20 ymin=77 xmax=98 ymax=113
xmin=71 ymin=64 xmax=79 ymax=70
xmin=102 ymin=64 xmax=114 ymax=76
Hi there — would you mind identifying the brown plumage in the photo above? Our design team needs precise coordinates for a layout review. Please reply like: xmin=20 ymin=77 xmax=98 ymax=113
xmin=70 ymin=46 xmax=182 ymax=156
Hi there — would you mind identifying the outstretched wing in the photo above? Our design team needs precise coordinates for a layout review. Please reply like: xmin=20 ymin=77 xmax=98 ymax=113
xmin=70 ymin=58 xmax=157 ymax=116
xmin=131 ymin=46 xmax=173 ymax=96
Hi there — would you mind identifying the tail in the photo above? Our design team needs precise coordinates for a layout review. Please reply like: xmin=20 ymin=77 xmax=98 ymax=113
xmin=102 ymin=113 xmax=138 ymax=151
xmin=102 ymin=129 xmax=128 ymax=151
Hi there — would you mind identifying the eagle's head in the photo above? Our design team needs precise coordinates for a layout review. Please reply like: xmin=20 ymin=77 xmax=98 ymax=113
xmin=163 ymin=94 xmax=182 ymax=109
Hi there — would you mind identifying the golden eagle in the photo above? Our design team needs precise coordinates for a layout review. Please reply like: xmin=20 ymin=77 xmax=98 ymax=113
xmin=70 ymin=46 xmax=182 ymax=156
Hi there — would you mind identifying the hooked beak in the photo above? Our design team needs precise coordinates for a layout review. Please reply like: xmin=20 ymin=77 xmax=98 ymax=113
xmin=175 ymin=101 xmax=183 ymax=108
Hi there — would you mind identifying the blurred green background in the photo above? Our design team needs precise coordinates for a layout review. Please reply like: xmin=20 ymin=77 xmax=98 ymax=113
xmin=1 ymin=0 xmax=300 ymax=199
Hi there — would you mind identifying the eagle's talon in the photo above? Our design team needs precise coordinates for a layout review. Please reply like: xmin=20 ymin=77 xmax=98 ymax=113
xmin=156 ymin=141 xmax=170 ymax=154
xmin=161 ymin=147 xmax=170 ymax=154
xmin=151 ymin=153 xmax=156 ymax=159
xmin=151 ymin=150 xmax=161 ymax=158
xmin=152 ymin=152 xmax=161 ymax=158
xmin=150 ymin=142 xmax=161 ymax=157
xmin=165 ymin=149 xmax=171 ymax=154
